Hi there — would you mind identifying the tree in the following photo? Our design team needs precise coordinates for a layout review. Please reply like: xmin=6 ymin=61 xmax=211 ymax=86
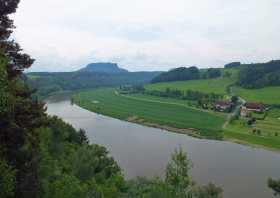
xmin=206 ymin=68 xmax=221 ymax=78
xmin=165 ymin=146 xmax=193 ymax=197
xmin=231 ymin=96 xmax=238 ymax=104
xmin=268 ymin=178 xmax=280 ymax=197
xmin=0 ymin=1 xmax=46 ymax=197
xmin=224 ymin=62 xmax=241 ymax=68
xmin=151 ymin=66 xmax=200 ymax=83
xmin=193 ymin=183 xmax=223 ymax=198
xmin=0 ymin=159 xmax=16 ymax=198
xmin=78 ymin=129 xmax=89 ymax=145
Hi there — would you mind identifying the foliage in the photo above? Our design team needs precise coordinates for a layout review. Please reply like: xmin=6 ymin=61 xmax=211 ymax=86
xmin=151 ymin=66 xmax=224 ymax=84
xmin=38 ymin=116 xmax=127 ymax=198
xmin=151 ymin=66 xmax=200 ymax=83
xmin=165 ymin=147 xmax=193 ymax=197
xmin=224 ymin=62 xmax=241 ymax=68
xmin=268 ymin=178 xmax=280 ymax=197
xmin=0 ymin=1 xmax=47 ymax=197
xmin=126 ymin=147 xmax=223 ymax=198
xmin=238 ymin=60 xmax=280 ymax=88
xmin=27 ymin=71 xmax=160 ymax=97
xmin=205 ymin=68 xmax=221 ymax=79
xmin=192 ymin=183 xmax=223 ymax=198
xmin=0 ymin=159 xmax=16 ymax=198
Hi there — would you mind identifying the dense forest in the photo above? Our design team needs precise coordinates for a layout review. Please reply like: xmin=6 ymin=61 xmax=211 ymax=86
xmin=238 ymin=60 xmax=280 ymax=88
xmin=151 ymin=60 xmax=280 ymax=91
xmin=27 ymin=71 xmax=160 ymax=97
xmin=151 ymin=66 xmax=221 ymax=83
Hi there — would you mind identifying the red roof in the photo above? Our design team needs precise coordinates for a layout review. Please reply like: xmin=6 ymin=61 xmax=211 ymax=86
xmin=245 ymin=102 xmax=264 ymax=109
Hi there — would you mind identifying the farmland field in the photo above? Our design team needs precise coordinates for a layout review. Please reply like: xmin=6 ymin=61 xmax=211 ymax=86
xmin=73 ymin=88 xmax=226 ymax=139
xmin=233 ymin=86 xmax=280 ymax=105
xmin=145 ymin=76 xmax=236 ymax=95
xmin=224 ymin=108 xmax=280 ymax=150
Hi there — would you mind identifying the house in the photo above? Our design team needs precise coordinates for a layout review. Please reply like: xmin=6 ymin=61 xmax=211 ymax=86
xmin=240 ymin=102 xmax=265 ymax=117
xmin=214 ymin=101 xmax=233 ymax=112
xmin=244 ymin=102 xmax=265 ymax=112
xmin=240 ymin=106 xmax=248 ymax=117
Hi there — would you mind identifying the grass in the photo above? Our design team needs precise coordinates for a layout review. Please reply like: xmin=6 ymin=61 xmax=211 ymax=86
xmin=224 ymin=108 xmax=280 ymax=150
xmin=27 ymin=74 xmax=41 ymax=79
xmin=233 ymin=86 xmax=280 ymax=105
xmin=145 ymin=76 xmax=237 ymax=95
xmin=73 ymin=88 xmax=226 ymax=139
xmin=125 ymin=93 xmax=227 ymax=117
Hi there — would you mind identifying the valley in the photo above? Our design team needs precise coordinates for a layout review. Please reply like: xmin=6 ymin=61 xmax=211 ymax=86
xmin=70 ymin=61 xmax=280 ymax=150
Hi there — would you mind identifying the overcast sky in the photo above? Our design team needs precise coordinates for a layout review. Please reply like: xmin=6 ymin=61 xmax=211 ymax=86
xmin=12 ymin=0 xmax=280 ymax=72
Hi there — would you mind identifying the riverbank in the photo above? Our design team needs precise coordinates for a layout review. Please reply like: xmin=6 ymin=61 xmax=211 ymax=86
xmin=73 ymin=88 xmax=225 ymax=140
xmin=72 ymin=88 xmax=280 ymax=151
xmin=46 ymin=95 xmax=280 ymax=198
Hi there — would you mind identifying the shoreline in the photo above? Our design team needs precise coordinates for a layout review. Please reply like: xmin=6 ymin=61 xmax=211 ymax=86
xmin=73 ymin=101 xmax=280 ymax=152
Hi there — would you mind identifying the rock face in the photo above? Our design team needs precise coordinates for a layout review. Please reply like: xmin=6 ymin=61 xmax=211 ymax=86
xmin=79 ymin=62 xmax=128 ymax=73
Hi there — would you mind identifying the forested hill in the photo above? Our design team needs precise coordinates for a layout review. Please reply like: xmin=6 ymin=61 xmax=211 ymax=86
xmin=78 ymin=62 xmax=129 ymax=73
xmin=151 ymin=66 xmax=222 ymax=83
xmin=239 ymin=60 xmax=280 ymax=88
xmin=27 ymin=64 xmax=161 ymax=97
xmin=150 ymin=60 xmax=280 ymax=90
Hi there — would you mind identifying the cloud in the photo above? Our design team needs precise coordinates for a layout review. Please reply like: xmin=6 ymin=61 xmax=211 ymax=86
xmin=12 ymin=0 xmax=280 ymax=71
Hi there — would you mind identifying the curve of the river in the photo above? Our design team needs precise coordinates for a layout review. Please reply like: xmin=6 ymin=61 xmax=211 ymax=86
xmin=46 ymin=94 xmax=279 ymax=198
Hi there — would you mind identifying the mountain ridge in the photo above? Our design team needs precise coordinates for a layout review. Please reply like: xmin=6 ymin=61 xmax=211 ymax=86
xmin=78 ymin=62 xmax=129 ymax=73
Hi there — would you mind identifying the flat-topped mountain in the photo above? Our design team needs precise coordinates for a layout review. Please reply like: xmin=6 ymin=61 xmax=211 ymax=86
xmin=78 ymin=62 xmax=128 ymax=73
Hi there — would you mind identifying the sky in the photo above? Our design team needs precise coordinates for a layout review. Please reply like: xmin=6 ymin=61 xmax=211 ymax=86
xmin=12 ymin=0 xmax=280 ymax=72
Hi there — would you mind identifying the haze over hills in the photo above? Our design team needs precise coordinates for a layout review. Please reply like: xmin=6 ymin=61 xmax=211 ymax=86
xmin=27 ymin=62 xmax=161 ymax=97
xmin=78 ymin=62 xmax=129 ymax=73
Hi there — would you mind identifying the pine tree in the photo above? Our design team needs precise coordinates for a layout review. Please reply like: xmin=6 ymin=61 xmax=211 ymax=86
xmin=0 ymin=1 xmax=46 ymax=197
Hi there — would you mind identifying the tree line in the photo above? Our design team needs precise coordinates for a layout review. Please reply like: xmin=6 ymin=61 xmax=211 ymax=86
xmin=238 ymin=60 xmax=280 ymax=88
xmin=27 ymin=71 xmax=160 ymax=97
xmin=151 ymin=66 xmax=221 ymax=83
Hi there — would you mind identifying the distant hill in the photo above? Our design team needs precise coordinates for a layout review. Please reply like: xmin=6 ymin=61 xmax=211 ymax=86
xmin=238 ymin=60 xmax=280 ymax=88
xmin=78 ymin=62 xmax=128 ymax=73
xmin=151 ymin=66 xmax=222 ymax=83
xmin=27 ymin=63 xmax=161 ymax=97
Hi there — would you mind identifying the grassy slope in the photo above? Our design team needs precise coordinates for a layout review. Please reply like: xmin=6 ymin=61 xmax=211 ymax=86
xmin=146 ymin=68 xmax=238 ymax=95
xmin=144 ymin=67 xmax=280 ymax=150
xmin=224 ymin=108 xmax=280 ymax=150
xmin=233 ymin=86 xmax=280 ymax=105
xmin=73 ymin=88 xmax=225 ymax=139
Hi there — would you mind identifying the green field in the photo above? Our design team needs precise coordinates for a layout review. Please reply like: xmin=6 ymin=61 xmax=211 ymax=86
xmin=124 ymin=93 xmax=227 ymax=117
xmin=73 ymin=88 xmax=226 ymax=139
xmin=233 ymin=86 xmax=280 ymax=105
xmin=224 ymin=108 xmax=280 ymax=150
xmin=145 ymin=76 xmax=236 ymax=95
xmin=27 ymin=74 xmax=41 ymax=79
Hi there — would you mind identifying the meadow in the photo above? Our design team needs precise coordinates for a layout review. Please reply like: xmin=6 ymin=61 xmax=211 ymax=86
xmin=145 ymin=76 xmax=236 ymax=95
xmin=73 ymin=88 xmax=226 ymax=139
xmin=224 ymin=108 xmax=280 ymax=150
xmin=233 ymin=86 xmax=280 ymax=105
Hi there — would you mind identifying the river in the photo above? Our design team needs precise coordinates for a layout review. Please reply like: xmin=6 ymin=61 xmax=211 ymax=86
xmin=46 ymin=94 xmax=279 ymax=198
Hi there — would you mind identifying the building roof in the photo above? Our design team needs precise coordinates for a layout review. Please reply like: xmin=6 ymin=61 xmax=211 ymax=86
xmin=245 ymin=102 xmax=264 ymax=109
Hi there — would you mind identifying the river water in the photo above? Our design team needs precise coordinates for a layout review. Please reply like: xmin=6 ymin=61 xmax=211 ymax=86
xmin=46 ymin=94 xmax=279 ymax=198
